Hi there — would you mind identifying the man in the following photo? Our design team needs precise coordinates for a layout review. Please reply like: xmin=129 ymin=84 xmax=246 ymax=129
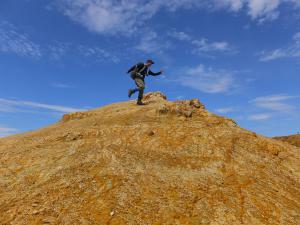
xmin=127 ymin=59 xmax=163 ymax=105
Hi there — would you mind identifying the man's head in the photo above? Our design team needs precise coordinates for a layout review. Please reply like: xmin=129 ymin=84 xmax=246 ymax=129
xmin=145 ymin=59 xmax=155 ymax=67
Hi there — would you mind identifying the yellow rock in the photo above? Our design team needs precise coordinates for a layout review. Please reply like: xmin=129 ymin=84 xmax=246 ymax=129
xmin=0 ymin=92 xmax=299 ymax=225
xmin=274 ymin=134 xmax=300 ymax=148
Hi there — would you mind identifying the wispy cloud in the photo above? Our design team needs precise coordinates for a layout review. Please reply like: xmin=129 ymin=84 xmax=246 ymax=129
xmin=52 ymin=0 xmax=300 ymax=35
xmin=0 ymin=98 xmax=84 ymax=114
xmin=53 ymin=0 xmax=158 ymax=35
xmin=135 ymin=30 xmax=170 ymax=54
xmin=0 ymin=21 xmax=42 ymax=58
xmin=247 ymin=0 xmax=281 ymax=23
xmin=0 ymin=126 xmax=19 ymax=137
xmin=215 ymin=107 xmax=236 ymax=114
xmin=192 ymin=39 xmax=232 ymax=54
xmin=259 ymin=32 xmax=300 ymax=61
xmin=47 ymin=42 xmax=71 ymax=60
xmin=213 ymin=0 xmax=300 ymax=23
xmin=47 ymin=42 xmax=120 ymax=63
xmin=0 ymin=103 xmax=19 ymax=113
xmin=247 ymin=113 xmax=273 ymax=121
xmin=0 ymin=21 xmax=119 ymax=63
xmin=178 ymin=64 xmax=237 ymax=94
xmin=168 ymin=30 xmax=235 ymax=56
xmin=77 ymin=45 xmax=120 ymax=63
xmin=168 ymin=31 xmax=192 ymax=41
xmin=250 ymin=94 xmax=298 ymax=113
xmin=51 ymin=83 xmax=74 ymax=89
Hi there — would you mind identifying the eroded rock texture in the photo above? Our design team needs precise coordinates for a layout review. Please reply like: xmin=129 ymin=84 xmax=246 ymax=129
xmin=0 ymin=92 xmax=299 ymax=225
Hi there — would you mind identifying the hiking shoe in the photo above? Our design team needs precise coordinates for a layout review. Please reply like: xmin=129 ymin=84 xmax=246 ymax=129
xmin=137 ymin=101 xmax=146 ymax=106
xmin=128 ymin=89 xmax=134 ymax=98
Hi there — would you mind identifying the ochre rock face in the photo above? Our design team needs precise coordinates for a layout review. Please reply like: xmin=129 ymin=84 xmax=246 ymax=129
xmin=0 ymin=92 xmax=300 ymax=225
xmin=274 ymin=134 xmax=300 ymax=148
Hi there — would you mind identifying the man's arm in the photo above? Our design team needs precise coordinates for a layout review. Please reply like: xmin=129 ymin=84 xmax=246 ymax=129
xmin=148 ymin=70 xmax=163 ymax=76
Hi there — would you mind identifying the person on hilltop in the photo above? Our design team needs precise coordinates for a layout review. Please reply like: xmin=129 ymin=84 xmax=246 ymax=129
xmin=127 ymin=59 xmax=163 ymax=105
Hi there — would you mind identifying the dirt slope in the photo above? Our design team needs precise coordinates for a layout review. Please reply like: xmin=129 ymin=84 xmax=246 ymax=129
xmin=274 ymin=134 xmax=300 ymax=148
xmin=1 ymin=92 xmax=300 ymax=225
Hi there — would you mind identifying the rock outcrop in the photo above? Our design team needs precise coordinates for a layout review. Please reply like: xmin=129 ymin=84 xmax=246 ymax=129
xmin=0 ymin=92 xmax=299 ymax=225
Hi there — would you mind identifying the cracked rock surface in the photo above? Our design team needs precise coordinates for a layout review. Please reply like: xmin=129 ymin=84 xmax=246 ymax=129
xmin=0 ymin=92 xmax=300 ymax=225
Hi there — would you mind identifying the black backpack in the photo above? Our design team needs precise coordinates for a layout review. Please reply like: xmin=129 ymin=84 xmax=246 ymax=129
xmin=130 ymin=64 xmax=147 ymax=79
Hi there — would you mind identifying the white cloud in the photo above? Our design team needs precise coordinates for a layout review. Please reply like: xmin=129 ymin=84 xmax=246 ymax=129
xmin=247 ymin=113 xmax=273 ymax=121
xmin=259 ymin=32 xmax=300 ymax=61
xmin=250 ymin=94 xmax=298 ymax=113
xmin=192 ymin=39 xmax=233 ymax=54
xmin=215 ymin=107 xmax=236 ymax=114
xmin=0 ymin=126 xmax=19 ymax=137
xmin=0 ymin=21 xmax=119 ymax=63
xmin=51 ymin=83 xmax=74 ymax=88
xmin=169 ymin=31 xmax=192 ymax=41
xmin=293 ymin=32 xmax=300 ymax=41
xmin=0 ymin=98 xmax=84 ymax=114
xmin=259 ymin=49 xmax=287 ymax=61
xmin=55 ymin=0 xmax=160 ymax=34
xmin=178 ymin=64 xmax=236 ymax=94
xmin=53 ymin=0 xmax=300 ymax=35
xmin=55 ymin=1 xmax=200 ymax=35
xmin=78 ymin=45 xmax=120 ymax=63
xmin=0 ymin=104 xmax=18 ymax=113
xmin=241 ymin=94 xmax=299 ymax=122
xmin=247 ymin=0 xmax=281 ymax=23
xmin=212 ymin=0 xmax=244 ymax=12
xmin=215 ymin=0 xmax=300 ymax=22
xmin=47 ymin=42 xmax=71 ymax=60
xmin=135 ymin=31 xmax=170 ymax=54
xmin=0 ymin=21 xmax=42 ymax=58
xmin=168 ymin=30 xmax=235 ymax=56
xmin=47 ymin=41 xmax=120 ymax=63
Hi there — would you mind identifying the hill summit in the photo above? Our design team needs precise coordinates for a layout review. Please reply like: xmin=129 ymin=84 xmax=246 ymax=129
xmin=1 ymin=92 xmax=300 ymax=225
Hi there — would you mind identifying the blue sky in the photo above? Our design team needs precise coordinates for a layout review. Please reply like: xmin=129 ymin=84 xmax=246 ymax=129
xmin=0 ymin=0 xmax=300 ymax=137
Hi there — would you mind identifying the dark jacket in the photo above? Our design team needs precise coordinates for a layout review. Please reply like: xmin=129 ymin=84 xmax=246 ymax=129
xmin=127 ymin=62 xmax=162 ymax=80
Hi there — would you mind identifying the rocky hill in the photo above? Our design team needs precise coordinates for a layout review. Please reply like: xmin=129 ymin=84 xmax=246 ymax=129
xmin=1 ymin=92 xmax=300 ymax=225
xmin=274 ymin=134 xmax=300 ymax=148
